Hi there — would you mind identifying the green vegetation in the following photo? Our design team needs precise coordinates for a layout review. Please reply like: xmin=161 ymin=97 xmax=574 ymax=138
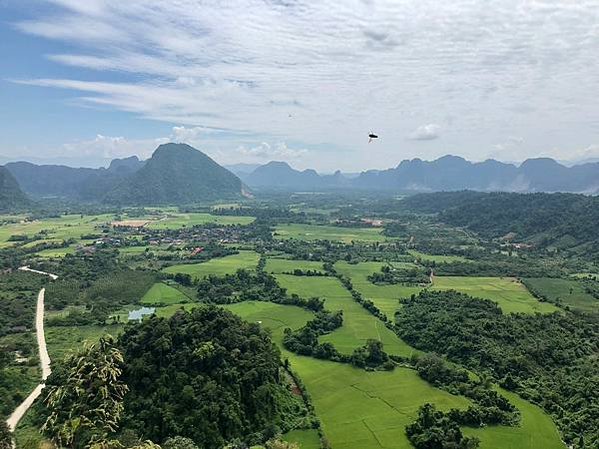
xmin=432 ymin=276 xmax=560 ymax=314
xmin=335 ymin=261 xmax=420 ymax=319
xmin=274 ymin=223 xmax=385 ymax=243
xmin=0 ymin=167 xmax=30 ymax=212
xmin=265 ymin=258 xmax=326 ymax=274
xmin=146 ymin=212 xmax=255 ymax=229
xmin=408 ymin=250 xmax=470 ymax=263
xmin=140 ymin=282 xmax=191 ymax=305
xmin=163 ymin=250 xmax=260 ymax=279
xmin=276 ymin=274 xmax=415 ymax=357
xmin=396 ymin=290 xmax=594 ymax=448
xmin=523 ymin=277 xmax=599 ymax=312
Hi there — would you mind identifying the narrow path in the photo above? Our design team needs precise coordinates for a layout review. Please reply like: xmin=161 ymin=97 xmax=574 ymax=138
xmin=6 ymin=267 xmax=57 ymax=434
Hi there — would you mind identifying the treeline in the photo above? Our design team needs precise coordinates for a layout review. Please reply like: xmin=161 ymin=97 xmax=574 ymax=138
xmin=367 ymin=264 xmax=430 ymax=286
xmin=395 ymin=290 xmax=599 ymax=449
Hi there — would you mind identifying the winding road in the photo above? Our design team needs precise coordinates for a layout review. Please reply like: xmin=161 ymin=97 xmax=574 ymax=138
xmin=5 ymin=267 xmax=57 ymax=433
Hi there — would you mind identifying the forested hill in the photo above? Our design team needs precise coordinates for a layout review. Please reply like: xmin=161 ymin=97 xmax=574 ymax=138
xmin=402 ymin=191 xmax=599 ymax=252
xmin=103 ymin=143 xmax=245 ymax=205
xmin=0 ymin=166 xmax=30 ymax=211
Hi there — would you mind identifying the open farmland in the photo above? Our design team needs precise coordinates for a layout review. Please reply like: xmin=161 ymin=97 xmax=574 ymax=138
xmin=524 ymin=277 xmax=599 ymax=312
xmin=140 ymin=282 xmax=192 ymax=305
xmin=275 ymin=273 xmax=415 ymax=357
xmin=274 ymin=223 xmax=386 ymax=243
xmin=162 ymin=250 xmax=260 ymax=279
xmin=0 ymin=214 xmax=114 ymax=248
xmin=146 ymin=212 xmax=255 ymax=229
xmin=335 ymin=261 xmax=422 ymax=319
xmin=265 ymin=258 xmax=326 ymax=274
xmin=225 ymin=297 xmax=565 ymax=449
xmin=432 ymin=276 xmax=560 ymax=314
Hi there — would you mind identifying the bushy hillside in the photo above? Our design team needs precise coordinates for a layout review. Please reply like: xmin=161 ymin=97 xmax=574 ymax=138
xmin=0 ymin=166 xmax=30 ymax=211
xmin=104 ymin=143 xmax=244 ymax=205
xmin=402 ymin=191 xmax=599 ymax=253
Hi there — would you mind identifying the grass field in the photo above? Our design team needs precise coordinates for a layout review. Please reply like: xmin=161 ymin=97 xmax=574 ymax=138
xmin=275 ymin=274 xmax=415 ymax=357
xmin=140 ymin=282 xmax=192 ymax=305
xmin=146 ymin=212 xmax=254 ymax=229
xmin=524 ymin=277 xmax=598 ymax=312
xmin=408 ymin=250 xmax=470 ymax=263
xmin=274 ymin=223 xmax=385 ymax=243
xmin=265 ymin=258 xmax=326 ymax=274
xmin=335 ymin=261 xmax=421 ymax=319
xmin=282 ymin=429 xmax=320 ymax=449
xmin=162 ymin=250 xmax=260 ymax=279
xmin=34 ymin=246 xmax=77 ymax=258
xmin=0 ymin=214 xmax=114 ymax=248
xmin=45 ymin=324 xmax=123 ymax=362
xmin=432 ymin=276 xmax=561 ymax=314
xmin=225 ymin=301 xmax=564 ymax=449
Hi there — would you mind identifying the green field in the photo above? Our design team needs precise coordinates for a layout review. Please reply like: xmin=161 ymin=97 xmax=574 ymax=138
xmin=162 ymin=250 xmax=260 ymax=279
xmin=146 ymin=212 xmax=254 ymax=229
xmin=45 ymin=324 xmax=123 ymax=362
xmin=140 ymin=282 xmax=191 ymax=305
xmin=265 ymin=258 xmax=326 ymax=274
xmin=35 ymin=245 xmax=77 ymax=258
xmin=225 ymin=300 xmax=564 ymax=449
xmin=275 ymin=274 xmax=415 ymax=357
xmin=408 ymin=250 xmax=470 ymax=263
xmin=432 ymin=276 xmax=561 ymax=314
xmin=0 ymin=214 xmax=114 ymax=248
xmin=335 ymin=261 xmax=421 ymax=319
xmin=274 ymin=223 xmax=385 ymax=243
xmin=524 ymin=277 xmax=598 ymax=312
xmin=282 ymin=429 xmax=320 ymax=449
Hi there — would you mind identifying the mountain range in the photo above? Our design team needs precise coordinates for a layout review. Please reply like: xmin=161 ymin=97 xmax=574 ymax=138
xmin=2 ymin=147 xmax=599 ymax=206
xmin=0 ymin=166 xmax=30 ymax=211
xmin=237 ymin=155 xmax=599 ymax=194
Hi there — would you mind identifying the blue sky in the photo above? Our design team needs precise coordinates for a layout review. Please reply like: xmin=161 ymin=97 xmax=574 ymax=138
xmin=2 ymin=0 xmax=599 ymax=170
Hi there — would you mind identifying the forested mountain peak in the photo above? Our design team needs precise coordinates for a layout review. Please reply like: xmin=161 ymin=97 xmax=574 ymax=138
xmin=0 ymin=166 xmax=30 ymax=211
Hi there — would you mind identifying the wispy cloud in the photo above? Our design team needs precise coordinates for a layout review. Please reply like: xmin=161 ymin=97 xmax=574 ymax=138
xmin=8 ymin=0 xmax=599 ymax=168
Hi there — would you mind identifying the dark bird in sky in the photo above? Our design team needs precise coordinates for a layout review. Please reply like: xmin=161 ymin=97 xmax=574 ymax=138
xmin=368 ymin=132 xmax=378 ymax=143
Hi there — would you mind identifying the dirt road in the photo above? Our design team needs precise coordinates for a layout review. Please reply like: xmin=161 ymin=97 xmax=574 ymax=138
xmin=6 ymin=268 xmax=56 ymax=433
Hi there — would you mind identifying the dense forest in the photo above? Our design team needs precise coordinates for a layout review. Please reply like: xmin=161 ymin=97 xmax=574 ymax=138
xmin=396 ymin=290 xmax=599 ymax=448
xmin=402 ymin=191 xmax=599 ymax=257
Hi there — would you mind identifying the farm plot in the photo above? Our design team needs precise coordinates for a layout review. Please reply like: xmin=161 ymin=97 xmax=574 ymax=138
xmin=225 ymin=301 xmax=564 ymax=449
xmin=523 ymin=277 xmax=598 ymax=313
xmin=140 ymin=282 xmax=192 ymax=305
xmin=274 ymin=223 xmax=385 ymax=243
xmin=335 ymin=261 xmax=422 ymax=319
xmin=432 ymin=276 xmax=560 ymax=314
xmin=275 ymin=274 xmax=414 ymax=357
xmin=0 ymin=214 xmax=114 ymax=248
xmin=265 ymin=258 xmax=326 ymax=274
xmin=146 ymin=212 xmax=254 ymax=229
xmin=162 ymin=250 xmax=260 ymax=279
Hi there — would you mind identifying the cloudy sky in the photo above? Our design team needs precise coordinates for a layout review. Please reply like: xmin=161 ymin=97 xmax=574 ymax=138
xmin=1 ymin=0 xmax=599 ymax=171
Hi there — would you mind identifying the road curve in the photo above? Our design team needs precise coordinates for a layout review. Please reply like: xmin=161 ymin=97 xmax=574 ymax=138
xmin=6 ymin=268 xmax=57 ymax=433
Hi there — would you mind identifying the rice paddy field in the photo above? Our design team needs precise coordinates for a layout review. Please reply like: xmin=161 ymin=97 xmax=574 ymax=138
xmin=432 ymin=276 xmax=561 ymax=314
xmin=274 ymin=223 xmax=386 ymax=243
xmin=265 ymin=258 xmax=326 ymax=274
xmin=275 ymin=274 xmax=415 ymax=357
xmin=162 ymin=250 xmax=260 ymax=279
xmin=224 ymin=298 xmax=565 ymax=449
xmin=0 ymin=213 xmax=114 ymax=248
xmin=335 ymin=261 xmax=422 ymax=319
xmin=145 ymin=212 xmax=255 ymax=229
xmin=524 ymin=277 xmax=599 ymax=312
xmin=140 ymin=282 xmax=192 ymax=305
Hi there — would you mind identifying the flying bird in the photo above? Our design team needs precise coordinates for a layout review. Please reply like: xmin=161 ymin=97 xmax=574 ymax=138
xmin=368 ymin=132 xmax=378 ymax=143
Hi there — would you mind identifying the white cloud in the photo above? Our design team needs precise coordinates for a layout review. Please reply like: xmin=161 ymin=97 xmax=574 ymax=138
xmin=408 ymin=124 xmax=441 ymax=141
xmin=8 ymin=0 xmax=599 ymax=168
xmin=61 ymin=134 xmax=168 ymax=159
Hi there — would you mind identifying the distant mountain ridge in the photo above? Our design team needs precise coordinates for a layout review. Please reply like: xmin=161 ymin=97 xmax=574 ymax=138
xmin=241 ymin=155 xmax=599 ymax=193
